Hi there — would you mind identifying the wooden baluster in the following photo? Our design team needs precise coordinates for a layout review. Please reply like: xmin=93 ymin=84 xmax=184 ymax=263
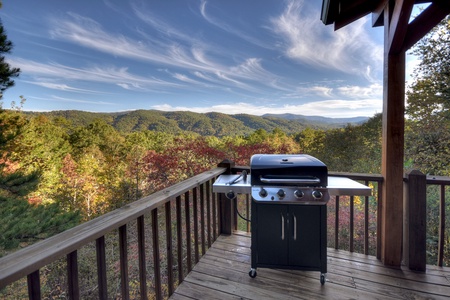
xmin=193 ymin=187 xmax=200 ymax=263
xmin=96 ymin=236 xmax=107 ymax=300
xmin=119 ymin=225 xmax=129 ymax=300
xmin=438 ymin=185 xmax=446 ymax=267
xmin=152 ymin=209 xmax=162 ymax=300
xmin=364 ymin=181 xmax=370 ymax=255
xmin=165 ymin=201 xmax=174 ymax=296
xmin=176 ymin=196 xmax=183 ymax=283
xmin=137 ymin=216 xmax=147 ymax=300
xmin=184 ymin=191 xmax=192 ymax=273
xmin=212 ymin=184 xmax=217 ymax=241
xmin=200 ymin=184 xmax=206 ymax=255
xmin=27 ymin=270 xmax=41 ymax=300
xmin=246 ymin=194 xmax=250 ymax=232
xmin=206 ymin=181 xmax=212 ymax=248
xmin=67 ymin=251 xmax=79 ymax=300
xmin=335 ymin=196 xmax=340 ymax=250
xmin=350 ymin=196 xmax=354 ymax=252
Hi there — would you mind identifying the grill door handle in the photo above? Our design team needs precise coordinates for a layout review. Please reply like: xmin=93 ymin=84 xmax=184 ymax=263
xmin=281 ymin=214 xmax=285 ymax=240
xmin=260 ymin=177 xmax=321 ymax=184
xmin=293 ymin=213 xmax=297 ymax=240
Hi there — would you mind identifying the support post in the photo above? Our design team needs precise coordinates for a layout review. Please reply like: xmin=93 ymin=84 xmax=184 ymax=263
xmin=219 ymin=193 xmax=234 ymax=235
xmin=403 ymin=170 xmax=426 ymax=272
xmin=381 ymin=2 xmax=406 ymax=268
xmin=218 ymin=159 xmax=236 ymax=235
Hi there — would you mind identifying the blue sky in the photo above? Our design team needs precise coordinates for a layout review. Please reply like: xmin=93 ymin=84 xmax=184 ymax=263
xmin=0 ymin=0 xmax=419 ymax=117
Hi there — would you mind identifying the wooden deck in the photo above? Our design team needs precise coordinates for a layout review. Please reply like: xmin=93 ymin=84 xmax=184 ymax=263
xmin=170 ymin=232 xmax=450 ymax=300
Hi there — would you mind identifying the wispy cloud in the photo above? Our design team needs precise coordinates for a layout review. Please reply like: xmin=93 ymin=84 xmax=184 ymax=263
xmin=24 ymin=81 xmax=105 ymax=94
xmin=10 ymin=58 xmax=180 ymax=91
xmin=271 ymin=0 xmax=383 ymax=82
xmin=47 ymin=12 xmax=283 ymax=94
xmin=28 ymin=95 xmax=116 ymax=105
xmin=199 ymin=0 xmax=274 ymax=49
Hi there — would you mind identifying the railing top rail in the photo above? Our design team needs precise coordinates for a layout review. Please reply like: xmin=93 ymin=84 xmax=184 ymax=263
xmin=426 ymin=174 xmax=450 ymax=185
xmin=0 ymin=167 xmax=226 ymax=289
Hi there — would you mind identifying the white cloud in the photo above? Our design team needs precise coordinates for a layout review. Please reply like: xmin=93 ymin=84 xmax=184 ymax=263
xmin=152 ymin=99 xmax=381 ymax=118
xmin=271 ymin=0 xmax=383 ymax=82
xmin=337 ymin=83 xmax=383 ymax=98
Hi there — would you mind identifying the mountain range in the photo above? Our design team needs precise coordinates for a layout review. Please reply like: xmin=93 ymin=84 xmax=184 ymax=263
xmin=30 ymin=110 xmax=369 ymax=137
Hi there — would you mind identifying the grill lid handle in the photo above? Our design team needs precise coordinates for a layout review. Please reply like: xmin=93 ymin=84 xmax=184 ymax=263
xmin=260 ymin=177 xmax=321 ymax=185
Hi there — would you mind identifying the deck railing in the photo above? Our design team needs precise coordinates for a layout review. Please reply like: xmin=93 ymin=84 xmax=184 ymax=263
xmin=425 ymin=175 xmax=450 ymax=267
xmin=0 ymin=167 xmax=226 ymax=300
xmin=1 ymin=161 xmax=449 ymax=299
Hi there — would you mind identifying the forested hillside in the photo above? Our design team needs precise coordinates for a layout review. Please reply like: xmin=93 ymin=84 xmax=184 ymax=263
xmin=25 ymin=110 xmax=368 ymax=137
xmin=0 ymin=107 xmax=382 ymax=255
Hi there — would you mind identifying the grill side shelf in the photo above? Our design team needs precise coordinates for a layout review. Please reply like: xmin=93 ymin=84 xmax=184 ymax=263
xmin=213 ymin=175 xmax=372 ymax=196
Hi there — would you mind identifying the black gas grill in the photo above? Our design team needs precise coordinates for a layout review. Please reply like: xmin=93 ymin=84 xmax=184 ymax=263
xmin=249 ymin=154 xmax=330 ymax=284
xmin=212 ymin=154 xmax=372 ymax=285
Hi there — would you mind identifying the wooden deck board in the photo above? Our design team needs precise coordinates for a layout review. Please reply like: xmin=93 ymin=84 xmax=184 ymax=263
xmin=171 ymin=233 xmax=450 ymax=300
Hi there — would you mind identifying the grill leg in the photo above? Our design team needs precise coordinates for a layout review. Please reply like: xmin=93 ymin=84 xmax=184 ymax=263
xmin=249 ymin=268 xmax=257 ymax=278
xmin=320 ymin=273 xmax=326 ymax=285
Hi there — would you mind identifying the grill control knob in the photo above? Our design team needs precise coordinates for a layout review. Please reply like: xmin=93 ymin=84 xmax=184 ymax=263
xmin=312 ymin=190 xmax=323 ymax=200
xmin=294 ymin=190 xmax=304 ymax=199
xmin=259 ymin=188 xmax=268 ymax=198
xmin=277 ymin=189 xmax=286 ymax=198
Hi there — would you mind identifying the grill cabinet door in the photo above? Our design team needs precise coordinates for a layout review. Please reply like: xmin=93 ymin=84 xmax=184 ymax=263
xmin=255 ymin=204 xmax=288 ymax=265
xmin=288 ymin=205 xmax=322 ymax=267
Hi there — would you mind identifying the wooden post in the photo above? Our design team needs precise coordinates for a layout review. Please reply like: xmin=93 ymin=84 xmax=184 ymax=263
xmin=381 ymin=2 xmax=406 ymax=268
xmin=218 ymin=159 xmax=236 ymax=235
xmin=403 ymin=170 xmax=426 ymax=272
xmin=219 ymin=193 xmax=234 ymax=235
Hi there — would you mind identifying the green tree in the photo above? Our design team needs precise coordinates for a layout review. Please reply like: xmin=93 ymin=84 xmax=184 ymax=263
xmin=0 ymin=18 xmax=20 ymax=100
xmin=405 ymin=15 xmax=450 ymax=176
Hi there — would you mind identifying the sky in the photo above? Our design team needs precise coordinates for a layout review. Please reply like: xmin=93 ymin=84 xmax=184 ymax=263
xmin=0 ymin=0 xmax=420 ymax=118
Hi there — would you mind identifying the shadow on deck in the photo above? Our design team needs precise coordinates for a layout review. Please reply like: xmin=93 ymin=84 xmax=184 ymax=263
xmin=170 ymin=232 xmax=450 ymax=300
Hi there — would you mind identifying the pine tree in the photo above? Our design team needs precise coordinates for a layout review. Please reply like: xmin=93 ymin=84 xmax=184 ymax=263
xmin=0 ymin=18 xmax=20 ymax=100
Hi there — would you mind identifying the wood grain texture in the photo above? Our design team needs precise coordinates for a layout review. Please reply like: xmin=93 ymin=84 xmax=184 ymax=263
xmin=171 ymin=233 xmax=450 ymax=300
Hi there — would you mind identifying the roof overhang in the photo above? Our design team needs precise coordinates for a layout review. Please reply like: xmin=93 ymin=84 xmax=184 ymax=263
xmin=321 ymin=0 xmax=439 ymax=30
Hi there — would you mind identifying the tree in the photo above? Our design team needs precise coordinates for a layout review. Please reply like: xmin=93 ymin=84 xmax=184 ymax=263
xmin=0 ymin=17 xmax=20 ymax=100
xmin=405 ymin=15 xmax=450 ymax=175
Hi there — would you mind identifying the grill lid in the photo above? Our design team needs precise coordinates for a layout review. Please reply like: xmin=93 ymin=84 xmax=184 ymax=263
xmin=250 ymin=154 xmax=328 ymax=187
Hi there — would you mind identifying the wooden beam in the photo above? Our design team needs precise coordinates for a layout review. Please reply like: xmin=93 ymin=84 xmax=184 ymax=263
xmin=388 ymin=0 xmax=415 ymax=54
xmin=335 ymin=0 xmax=380 ymax=30
xmin=372 ymin=0 xmax=389 ymax=27
xmin=402 ymin=1 xmax=450 ymax=51
xmin=381 ymin=3 xmax=406 ymax=268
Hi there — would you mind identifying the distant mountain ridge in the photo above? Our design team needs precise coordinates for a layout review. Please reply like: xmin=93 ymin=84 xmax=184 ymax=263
xmin=29 ymin=110 xmax=369 ymax=137
xmin=262 ymin=113 xmax=368 ymax=125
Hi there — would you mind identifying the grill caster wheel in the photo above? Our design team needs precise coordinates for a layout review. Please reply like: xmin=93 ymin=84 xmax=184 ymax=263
xmin=320 ymin=273 xmax=326 ymax=285
xmin=249 ymin=269 xmax=257 ymax=278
